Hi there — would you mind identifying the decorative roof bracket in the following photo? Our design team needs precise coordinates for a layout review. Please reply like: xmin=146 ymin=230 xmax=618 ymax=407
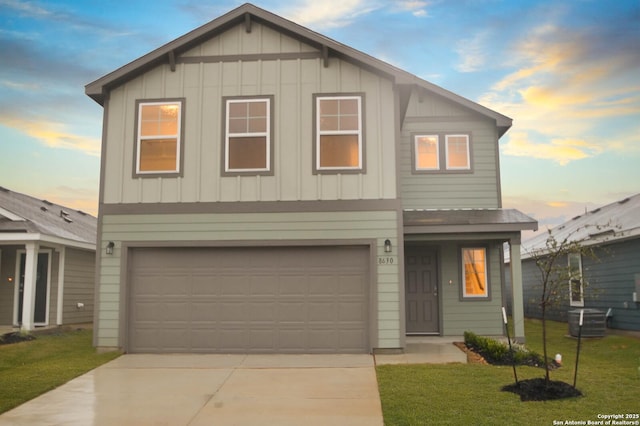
xmin=245 ymin=13 xmax=252 ymax=33
xmin=168 ymin=50 xmax=176 ymax=72
xmin=322 ymin=45 xmax=329 ymax=68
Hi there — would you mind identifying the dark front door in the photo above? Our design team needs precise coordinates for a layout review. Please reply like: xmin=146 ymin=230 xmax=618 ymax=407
xmin=17 ymin=252 xmax=50 ymax=324
xmin=405 ymin=248 xmax=439 ymax=334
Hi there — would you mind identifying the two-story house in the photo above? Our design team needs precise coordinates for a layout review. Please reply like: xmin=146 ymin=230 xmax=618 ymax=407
xmin=85 ymin=3 xmax=537 ymax=353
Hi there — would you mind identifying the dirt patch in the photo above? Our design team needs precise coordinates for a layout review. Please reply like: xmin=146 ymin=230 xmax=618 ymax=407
xmin=502 ymin=378 xmax=582 ymax=401
xmin=0 ymin=332 xmax=36 ymax=345
xmin=453 ymin=342 xmax=488 ymax=364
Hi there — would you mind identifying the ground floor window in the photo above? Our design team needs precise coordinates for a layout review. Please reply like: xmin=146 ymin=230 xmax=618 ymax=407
xmin=568 ymin=252 xmax=584 ymax=307
xmin=462 ymin=247 xmax=488 ymax=298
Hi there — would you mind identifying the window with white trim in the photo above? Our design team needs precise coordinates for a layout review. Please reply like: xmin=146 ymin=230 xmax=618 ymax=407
xmin=136 ymin=100 xmax=183 ymax=175
xmin=315 ymin=94 xmax=363 ymax=172
xmin=445 ymin=134 xmax=470 ymax=170
xmin=414 ymin=135 xmax=439 ymax=170
xmin=223 ymin=97 xmax=272 ymax=174
xmin=412 ymin=133 xmax=471 ymax=173
xmin=568 ymin=252 xmax=584 ymax=307
xmin=462 ymin=247 xmax=489 ymax=298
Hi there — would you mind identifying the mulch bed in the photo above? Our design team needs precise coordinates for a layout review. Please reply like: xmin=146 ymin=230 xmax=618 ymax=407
xmin=454 ymin=341 xmax=581 ymax=401
xmin=0 ymin=332 xmax=36 ymax=345
xmin=453 ymin=341 xmax=488 ymax=364
xmin=502 ymin=378 xmax=582 ymax=401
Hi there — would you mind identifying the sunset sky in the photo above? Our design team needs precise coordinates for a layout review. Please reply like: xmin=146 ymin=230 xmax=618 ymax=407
xmin=1 ymin=0 xmax=638 ymax=236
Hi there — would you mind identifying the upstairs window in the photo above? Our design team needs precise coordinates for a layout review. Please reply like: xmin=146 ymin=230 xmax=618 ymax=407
xmin=568 ymin=253 xmax=584 ymax=307
xmin=412 ymin=133 xmax=471 ymax=173
xmin=414 ymin=135 xmax=439 ymax=170
xmin=223 ymin=96 xmax=273 ymax=175
xmin=135 ymin=100 xmax=183 ymax=175
xmin=446 ymin=135 xmax=470 ymax=170
xmin=314 ymin=94 xmax=364 ymax=173
xmin=462 ymin=247 xmax=489 ymax=299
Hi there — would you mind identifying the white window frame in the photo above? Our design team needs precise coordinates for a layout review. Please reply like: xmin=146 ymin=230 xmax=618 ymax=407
xmin=445 ymin=134 xmax=471 ymax=170
xmin=135 ymin=100 xmax=183 ymax=175
xmin=461 ymin=247 xmax=489 ymax=299
xmin=568 ymin=252 xmax=584 ymax=307
xmin=315 ymin=95 xmax=363 ymax=171
xmin=13 ymin=249 xmax=52 ymax=327
xmin=224 ymin=97 xmax=271 ymax=173
xmin=414 ymin=135 xmax=440 ymax=171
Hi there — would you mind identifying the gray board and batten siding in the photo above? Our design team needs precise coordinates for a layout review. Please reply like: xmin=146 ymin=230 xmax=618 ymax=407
xmin=100 ymin=21 xmax=397 ymax=206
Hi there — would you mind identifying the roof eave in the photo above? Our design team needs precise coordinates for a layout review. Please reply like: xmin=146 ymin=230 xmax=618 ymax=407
xmin=0 ymin=232 xmax=96 ymax=251
xmin=84 ymin=3 xmax=513 ymax=128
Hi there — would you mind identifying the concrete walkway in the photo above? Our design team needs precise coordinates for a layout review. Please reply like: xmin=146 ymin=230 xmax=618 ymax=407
xmin=0 ymin=354 xmax=384 ymax=426
xmin=374 ymin=336 xmax=468 ymax=365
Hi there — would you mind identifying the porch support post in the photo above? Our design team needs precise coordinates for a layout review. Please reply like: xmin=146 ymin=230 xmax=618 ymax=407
xmin=56 ymin=247 xmax=66 ymax=325
xmin=21 ymin=242 xmax=39 ymax=331
xmin=509 ymin=237 xmax=525 ymax=342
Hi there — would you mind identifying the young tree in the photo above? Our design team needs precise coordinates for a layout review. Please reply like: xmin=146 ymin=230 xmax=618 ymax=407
xmin=527 ymin=226 xmax=598 ymax=384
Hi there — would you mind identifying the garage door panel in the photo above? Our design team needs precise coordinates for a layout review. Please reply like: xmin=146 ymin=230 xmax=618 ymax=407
xmin=128 ymin=246 xmax=369 ymax=353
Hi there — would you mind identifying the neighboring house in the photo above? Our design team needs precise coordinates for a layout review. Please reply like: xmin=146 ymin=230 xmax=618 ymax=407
xmin=0 ymin=187 xmax=96 ymax=330
xmin=505 ymin=194 xmax=640 ymax=331
xmin=85 ymin=3 xmax=537 ymax=354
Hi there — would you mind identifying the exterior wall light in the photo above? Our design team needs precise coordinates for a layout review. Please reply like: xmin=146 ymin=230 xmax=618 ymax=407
xmin=106 ymin=241 xmax=115 ymax=255
xmin=384 ymin=239 xmax=392 ymax=253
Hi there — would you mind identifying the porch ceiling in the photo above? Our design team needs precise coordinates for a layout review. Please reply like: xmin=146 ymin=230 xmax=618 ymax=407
xmin=403 ymin=208 xmax=538 ymax=234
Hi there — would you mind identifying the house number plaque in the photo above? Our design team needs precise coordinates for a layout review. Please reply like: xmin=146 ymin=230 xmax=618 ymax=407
xmin=378 ymin=257 xmax=394 ymax=265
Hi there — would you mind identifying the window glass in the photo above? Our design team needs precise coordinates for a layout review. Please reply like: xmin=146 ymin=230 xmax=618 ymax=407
xmin=568 ymin=253 xmax=584 ymax=306
xmin=446 ymin=135 xmax=470 ymax=169
xmin=137 ymin=101 xmax=181 ymax=174
xmin=415 ymin=135 xmax=439 ymax=170
xmin=316 ymin=95 xmax=362 ymax=171
xmin=225 ymin=98 xmax=271 ymax=173
xmin=462 ymin=248 xmax=488 ymax=298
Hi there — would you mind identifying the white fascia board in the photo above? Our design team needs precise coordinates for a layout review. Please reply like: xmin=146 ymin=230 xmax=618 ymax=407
xmin=0 ymin=206 xmax=26 ymax=221
xmin=0 ymin=232 xmax=95 ymax=251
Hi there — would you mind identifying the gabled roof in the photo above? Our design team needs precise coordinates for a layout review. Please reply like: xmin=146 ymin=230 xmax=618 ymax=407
xmin=85 ymin=3 xmax=512 ymax=136
xmin=0 ymin=186 xmax=96 ymax=249
xmin=404 ymin=208 xmax=538 ymax=234
xmin=521 ymin=193 xmax=640 ymax=259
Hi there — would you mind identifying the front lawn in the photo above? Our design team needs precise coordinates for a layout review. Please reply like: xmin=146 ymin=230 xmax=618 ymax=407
xmin=377 ymin=319 xmax=640 ymax=425
xmin=0 ymin=328 xmax=120 ymax=414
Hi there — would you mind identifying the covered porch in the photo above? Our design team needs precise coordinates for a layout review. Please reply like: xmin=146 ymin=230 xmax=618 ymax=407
xmin=401 ymin=208 xmax=537 ymax=344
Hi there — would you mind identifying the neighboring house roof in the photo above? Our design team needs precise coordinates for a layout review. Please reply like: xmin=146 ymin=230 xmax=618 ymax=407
xmin=404 ymin=208 xmax=538 ymax=234
xmin=85 ymin=2 xmax=512 ymax=136
xmin=520 ymin=193 xmax=640 ymax=260
xmin=0 ymin=186 xmax=96 ymax=250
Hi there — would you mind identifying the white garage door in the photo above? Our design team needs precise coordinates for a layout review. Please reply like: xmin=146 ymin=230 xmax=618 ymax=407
xmin=128 ymin=246 xmax=370 ymax=353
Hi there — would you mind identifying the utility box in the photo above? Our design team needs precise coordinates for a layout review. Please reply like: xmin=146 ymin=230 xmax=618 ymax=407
xmin=568 ymin=309 xmax=606 ymax=337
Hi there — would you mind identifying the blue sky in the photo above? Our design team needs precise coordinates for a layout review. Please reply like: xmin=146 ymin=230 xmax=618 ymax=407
xmin=1 ymin=0 xmax=638 ymax=235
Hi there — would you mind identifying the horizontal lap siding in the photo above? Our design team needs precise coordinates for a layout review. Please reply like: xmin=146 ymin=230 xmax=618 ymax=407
xmin=102 ymin=21 xmax=396 ymax=205
xmin=63 ymin=249 xmax=95 ymax=324
xmin=522 ymin=239 xmax=640 ymax=331
xmin=400 ymin=91 xmax=500 ymax=209
xmin=440 ymin=242 xmax=504 ymax=336
xmin=96 ymin=210 xmax=401 ymax=349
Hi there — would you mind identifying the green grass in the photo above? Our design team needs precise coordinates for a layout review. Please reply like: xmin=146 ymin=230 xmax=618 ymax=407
xmin=0 ymin=329 xmax=120 ymax=414
xmin=377 ymin=319 xmax=640 ymax=425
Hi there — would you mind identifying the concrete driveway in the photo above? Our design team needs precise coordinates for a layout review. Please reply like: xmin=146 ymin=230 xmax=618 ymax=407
xmin=0 ymin=354 xmax=383 ymax=426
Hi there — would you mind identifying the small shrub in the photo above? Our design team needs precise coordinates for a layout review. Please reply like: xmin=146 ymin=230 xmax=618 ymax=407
xmin=464 ymin=331 xmax=545 ymax=367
